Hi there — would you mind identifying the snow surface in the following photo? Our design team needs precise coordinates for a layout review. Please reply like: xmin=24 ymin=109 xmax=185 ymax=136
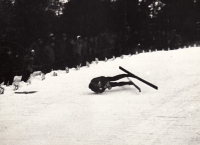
xmin=1 ymin=47 xmax=200 ymax=145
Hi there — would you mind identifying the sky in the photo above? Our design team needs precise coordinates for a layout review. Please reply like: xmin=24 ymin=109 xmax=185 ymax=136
xmin=0 ymin=47 xmax=200 ymax=145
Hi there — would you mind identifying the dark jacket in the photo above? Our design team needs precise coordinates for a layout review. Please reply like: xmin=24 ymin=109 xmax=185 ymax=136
xmin=23 ymin=52 xmax=35 ymax=73
xmin=44 ymin=45 xmax=55 ymax=64
xmin=2 ymin=52 xmax=15 ymax=74
xmin=29 ymin=41 xmax=43 ymax=65
xmin=82 ymin=40 xmax=88 ymax=56
xmin=56 ymin=39 xmax=68 ymax=60
xmin=74 ymin=40 xmax=83 ymax=56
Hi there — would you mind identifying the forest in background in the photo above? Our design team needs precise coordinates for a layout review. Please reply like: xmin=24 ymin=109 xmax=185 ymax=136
xmin=0 ymin=0 xmax=200 ymax=54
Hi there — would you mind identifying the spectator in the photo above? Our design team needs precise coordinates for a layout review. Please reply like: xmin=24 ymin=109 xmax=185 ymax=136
xmin=63 ymin=34 xmax=74 ymax=69
xmin=43 ymin=40 xmax=55 ymax=73
xmin=97 ymin=33 xmax=105 ymax=60
xmin=55 ymin=33 xmax=69 ymax=69
xmin=68 ymin=38 xmax=76 ymax=68
xmin=48 ymin=33 xmax=56 ymax=43
xmin=3 ymin=48 xmax=15 ymax=86
xmin=28 ymin=39 xmax=43 ymax=52
xmin=87 ymin=37 xmax=95 ymax=63
xmin=93 ymin=36 xmax=99 ymax=61
xmin=73 ymin=36 xmax=83 ymax=69
xmin=28 ymin=39 xmax=43 ymax=66
xmin=14 ymin=53 xmax=22 ymax=74
xmin=82 ymin=36 xmax=88 ymax=66
xmin=21 ymin=49 xmax=35 ymax=82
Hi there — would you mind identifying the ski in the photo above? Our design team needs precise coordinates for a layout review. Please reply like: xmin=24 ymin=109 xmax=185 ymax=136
xmin=15 ymin=91 xmax=37 ymax=94
xmin=127 ymin=77 xmax=141 ymax=92
xmin=119 ymin=66 xmax=158 ymax=90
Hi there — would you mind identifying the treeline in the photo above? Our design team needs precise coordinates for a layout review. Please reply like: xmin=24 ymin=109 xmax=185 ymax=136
xmin=0 ymin=0 xmax=200 ymax=53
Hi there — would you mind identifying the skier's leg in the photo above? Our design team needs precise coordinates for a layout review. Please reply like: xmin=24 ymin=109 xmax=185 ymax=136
xmin=8 ymin=73 xmax=14 ymax=85
xmin=107 ymin=74 xmax=128 ymax=81
xmin=21 ymin=70 xmax=31 ymax=82
xmin=110 ymin=81 xmax=131 ymax=87
xmin=4 ymin=73 xmax=9 ymax=85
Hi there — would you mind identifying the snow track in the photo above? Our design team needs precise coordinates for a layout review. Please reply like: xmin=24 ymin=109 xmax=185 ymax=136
xmin=0 ymin=47 xmax=200 ymax=145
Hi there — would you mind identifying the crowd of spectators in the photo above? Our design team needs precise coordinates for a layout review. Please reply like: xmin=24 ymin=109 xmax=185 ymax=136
xmin=0 ymin=29 xmax=187 ymax=85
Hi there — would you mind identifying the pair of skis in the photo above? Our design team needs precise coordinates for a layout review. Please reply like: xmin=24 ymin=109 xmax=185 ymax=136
xmin=119 ymin=66 xmax=158 ymax=92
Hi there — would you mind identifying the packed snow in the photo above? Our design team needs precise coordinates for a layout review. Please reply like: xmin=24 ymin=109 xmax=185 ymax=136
xmin=0 ymin=47 xmax=200 ymax=145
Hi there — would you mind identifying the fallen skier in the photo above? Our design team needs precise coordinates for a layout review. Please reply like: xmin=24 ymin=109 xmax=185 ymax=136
xmin=89 ymin=74 xmax=141 ymax=93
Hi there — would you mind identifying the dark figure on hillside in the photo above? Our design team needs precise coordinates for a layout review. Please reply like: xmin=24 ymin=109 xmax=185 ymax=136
xmin=82 ymin=36 xmax=89 ymax=66
xmin=21 ymin=49 xmax=35 ymax=82
xmin=68 ymin=39 xmax=76 ymax=68
xmin=28 ymin=39 xmax=43 ymax=65
xmin=89 ymin=74 xmax=137 ymax=94
xmin=43 ymin=40 xmax=55 ymax=73
xmin=87 ymin=37 xmax=95 ymax=63
xmin=54 ymin=33 xmax=68 ymax=70
xmin=28 ymin=39 xmax=43 ymax=52
xmin=73 ymin=36 xmax=84 ymax=69
xmin=63 ymin=34 xmax=73 ymax=68
xmin=3 ymin=48 xmax=15 ymax=86
xmin=48 ymin=33 xmax=56 ymax=43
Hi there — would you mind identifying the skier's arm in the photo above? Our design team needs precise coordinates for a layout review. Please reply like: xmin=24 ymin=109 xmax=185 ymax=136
xmin=97 ymin=87 xmax=106 ymax=93
xmin=95 ymin=78 xmax=106 ymax=93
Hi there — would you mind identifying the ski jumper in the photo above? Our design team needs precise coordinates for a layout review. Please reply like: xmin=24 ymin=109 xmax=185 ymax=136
xmin=89 ymin=74 xmax=131 ymax=93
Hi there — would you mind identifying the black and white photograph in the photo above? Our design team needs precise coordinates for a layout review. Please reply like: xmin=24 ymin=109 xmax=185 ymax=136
xmin=0 ymin=0 xmax=200 ymax=144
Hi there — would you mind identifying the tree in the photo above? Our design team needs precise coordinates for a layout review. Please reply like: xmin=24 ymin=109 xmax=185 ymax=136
xmin=13 ymin=0 xmax=58 ymax=48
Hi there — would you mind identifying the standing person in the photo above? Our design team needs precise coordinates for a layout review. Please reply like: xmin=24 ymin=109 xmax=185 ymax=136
xmin=21 ymin=49 xmax=35 ymax=83
xmin=89 ymin=74 xmax=140 ymax=93
xmin=96 ymin=34 xmax=105 ymax=60
xmin=63 ymin=34 xmax=74 ymax=69
xmin=3 ymin=48 xmax=15 ymax=86
xmin=93 ymin=36 xmax=100 ymax=63
xmin=68 ymin=38 xmax=76 ymax=68
xmin=28 ymin=39 xmax=43 ymax=65
xmin=82 ymin=36 xmax=88 ymax=66
xmin=87 ymin=37 xmax=95 ymax=63
xmin=43 ymin=40 xmax=55 ymax=73
xmin=28 ymin=39 xmax=43 ymax=52
xmin=73 ymin=36 xmax=83 ymax=69
xmin=13 ymin=52 xmax=23 ymax=75
xmin=48 ymin=33 xmax=56 ymax=43
xmin=56 ymin=33 xmax=68 ymax=69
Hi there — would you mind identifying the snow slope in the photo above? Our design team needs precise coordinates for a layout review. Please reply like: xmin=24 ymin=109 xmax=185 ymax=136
xmin=0 ymin=47 xmax=200 ymax=145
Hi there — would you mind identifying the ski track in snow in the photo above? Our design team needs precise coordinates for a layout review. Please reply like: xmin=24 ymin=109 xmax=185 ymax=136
xmin=0 ymin=47 xmax=200 ymax=145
